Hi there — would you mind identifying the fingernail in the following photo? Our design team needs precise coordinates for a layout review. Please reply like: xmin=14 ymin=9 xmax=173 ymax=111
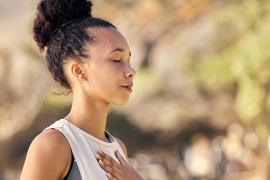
xmin=96 ymin=154 xmax=101 ymax=159
xmin=99 ymin=159 xmax=104 ymax=165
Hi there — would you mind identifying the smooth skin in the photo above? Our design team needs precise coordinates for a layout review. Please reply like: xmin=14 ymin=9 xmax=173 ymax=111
xmin=20 ymin=27 xmax=143 ymax=180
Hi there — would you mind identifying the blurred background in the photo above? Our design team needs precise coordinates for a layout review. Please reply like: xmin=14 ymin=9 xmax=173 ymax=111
xmin=1 ymin=0 xmax=270 ymax=179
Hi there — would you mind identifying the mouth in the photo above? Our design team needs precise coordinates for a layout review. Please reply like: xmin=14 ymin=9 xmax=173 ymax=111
xmin=121 ymin=83 xmax=133 ymax=92
xmin=121 ymin=85 xmax=132 ymax=92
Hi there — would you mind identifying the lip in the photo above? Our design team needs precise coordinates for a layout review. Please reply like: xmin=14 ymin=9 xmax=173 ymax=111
xmin=121 ymin=82 xmax=133 ymax=88
xmin=121 ymin=86 xmax=132 ymax=92
xmin=121 ymin=82 xmax=133 ymax=92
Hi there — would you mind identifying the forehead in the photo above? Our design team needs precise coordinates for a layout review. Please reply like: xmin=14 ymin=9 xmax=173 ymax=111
xmin=88 ymin=27 xmax=130 ymax=53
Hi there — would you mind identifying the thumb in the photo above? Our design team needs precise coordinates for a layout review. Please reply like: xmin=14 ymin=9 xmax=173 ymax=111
xmin=115 ymin=150 xmax=128 ymax=166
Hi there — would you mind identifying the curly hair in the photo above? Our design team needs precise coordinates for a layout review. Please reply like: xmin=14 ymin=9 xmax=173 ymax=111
xmin=33 ymin=0 xmax=116 ymax=89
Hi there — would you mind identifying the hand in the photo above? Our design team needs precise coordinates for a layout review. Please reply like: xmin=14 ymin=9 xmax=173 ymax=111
xmin=95 ymin=150 xmax=144 ymax=180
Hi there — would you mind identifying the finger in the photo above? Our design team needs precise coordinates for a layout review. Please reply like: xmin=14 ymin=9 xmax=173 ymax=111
xmin=115 ymin=150 xmax=128 ymax=166
xmin=98 ymin=159 xmax=124 ymax=180
xmin=96 ymin=156 xmax=122 ymax=174
xmin=107 ymin=172 xmax=125 ymax=180
xmin=106 ymin=173 xmax=118 ymax=180
xmin=97 ymin=151 xmax=122 ymax=170
xmin=98 ymin=159 xmax=113 ymax=173
xmin=98 ymin=151 xmax=118 ymax=163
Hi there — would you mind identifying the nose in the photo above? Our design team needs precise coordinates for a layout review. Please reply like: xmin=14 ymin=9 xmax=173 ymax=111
xmin=124 ymin=65 xmax=136 ymax=78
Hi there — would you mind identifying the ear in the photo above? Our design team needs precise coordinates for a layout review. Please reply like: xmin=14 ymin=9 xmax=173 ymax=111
xmin=71 ymin=62 xmax=87 ymax=81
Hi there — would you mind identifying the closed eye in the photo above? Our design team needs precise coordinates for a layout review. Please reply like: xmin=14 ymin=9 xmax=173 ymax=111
xmin=113 ymin=59 xmax=121 ymax=62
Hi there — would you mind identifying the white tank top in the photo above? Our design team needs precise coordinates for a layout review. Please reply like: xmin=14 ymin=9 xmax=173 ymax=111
xmin=43 ymin=119 xmax=128 ymax=180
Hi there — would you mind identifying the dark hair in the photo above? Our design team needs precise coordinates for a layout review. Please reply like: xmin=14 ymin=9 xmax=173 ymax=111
xmin=33 ymin=0 xmax=116 ymax=89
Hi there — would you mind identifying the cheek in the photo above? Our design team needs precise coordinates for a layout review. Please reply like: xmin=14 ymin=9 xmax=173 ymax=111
xmin=89 ymin=62 xmax=120 ymax=91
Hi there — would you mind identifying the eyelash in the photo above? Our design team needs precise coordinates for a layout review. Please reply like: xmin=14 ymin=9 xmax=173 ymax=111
xmin=113 ymin=59 xmax=122 ymax=63
xmin=112 ymin=58 xmax=130 ymax=64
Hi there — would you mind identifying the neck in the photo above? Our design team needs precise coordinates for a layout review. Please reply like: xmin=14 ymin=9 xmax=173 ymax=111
xmin=64 ymin=89 xmax=110 ymax=142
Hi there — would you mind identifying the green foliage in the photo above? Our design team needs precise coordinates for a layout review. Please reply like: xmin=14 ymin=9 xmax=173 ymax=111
xmin=190 ymin=0 xmax=270 ymax=124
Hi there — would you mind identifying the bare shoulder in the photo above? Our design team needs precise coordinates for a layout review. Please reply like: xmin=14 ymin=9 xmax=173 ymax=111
xmin=115 ymin=137 xmax=128 ymax=159
xmin=20 ymin=128 xmax=72 ymax=180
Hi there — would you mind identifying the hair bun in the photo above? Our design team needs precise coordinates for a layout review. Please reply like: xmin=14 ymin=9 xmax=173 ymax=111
xmin=33 ymin=0 xmax=93 ymax=51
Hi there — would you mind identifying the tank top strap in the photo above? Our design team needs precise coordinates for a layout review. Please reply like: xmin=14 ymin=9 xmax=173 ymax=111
xmin=43 ymin=119 xmax=126 ymax=180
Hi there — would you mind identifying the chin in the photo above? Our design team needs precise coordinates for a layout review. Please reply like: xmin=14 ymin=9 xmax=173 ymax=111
xmin=112 ymin=98 xmax=129 ymax=106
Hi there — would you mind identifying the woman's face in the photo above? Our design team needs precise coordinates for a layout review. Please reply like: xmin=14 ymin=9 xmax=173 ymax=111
xmin=80 ymin=27 xmax=136 ymax=105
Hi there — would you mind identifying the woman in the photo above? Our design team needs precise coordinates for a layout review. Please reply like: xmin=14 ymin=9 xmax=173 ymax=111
xmin=20 ymin=0 xmax=143 ymax=179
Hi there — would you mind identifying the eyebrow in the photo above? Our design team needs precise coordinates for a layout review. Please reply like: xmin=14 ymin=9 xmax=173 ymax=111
xmin=109 ymin=48 xmax=131 ymax=57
